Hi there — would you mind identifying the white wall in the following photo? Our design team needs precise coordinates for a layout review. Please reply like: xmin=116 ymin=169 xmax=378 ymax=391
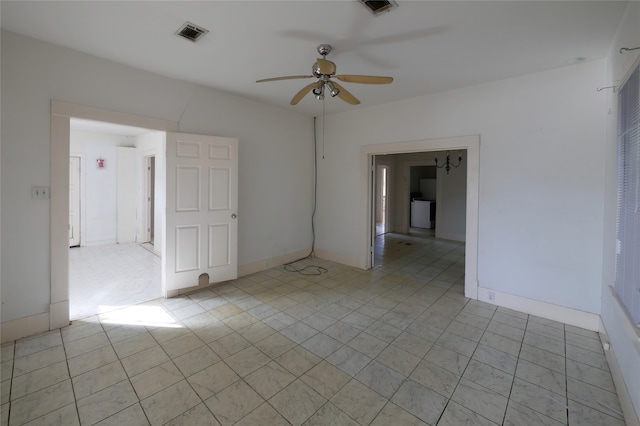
xmin=600 ymin=1 xmax=640 ymax=420
xmin=70 ymin=130 xmax=133 ymax=245
xmin=0 ymin=31 xmax=313 ymax=323
xmin=116 ymin=146 xmax=137 ymax=243
xmin=316 ymin=60 xmax=606 ymax=315
xmin=435 ymin=150 xmax=466 ymax=242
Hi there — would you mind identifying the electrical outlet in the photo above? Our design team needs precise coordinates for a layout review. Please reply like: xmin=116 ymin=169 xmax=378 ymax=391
xmin=487 ymin=291 xmax=495 ymax=302
xmin=31 ymin=187 xmax=50 ymax=199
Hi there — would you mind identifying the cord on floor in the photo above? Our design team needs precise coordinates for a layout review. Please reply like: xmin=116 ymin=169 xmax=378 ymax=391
xmin=284 ymin=116 xmax=327 ymax=276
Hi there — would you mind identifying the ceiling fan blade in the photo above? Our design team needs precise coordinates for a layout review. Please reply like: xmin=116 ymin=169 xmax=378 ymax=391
xmin=290 ymin=82 xmax=317 ymax=105
xmin=256 ymin=75 xmax=313 ymax=83
xmin=332 ymin=81 xmax=360 ymax=105
xmin=316 ymin=58 xmax=336 ymax=75
xmin=335 ymin=75 xmax=394 ymax=84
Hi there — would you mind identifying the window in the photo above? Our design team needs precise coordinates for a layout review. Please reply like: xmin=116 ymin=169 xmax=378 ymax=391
xmin=615 ymin=62 xmax=640 ymax=325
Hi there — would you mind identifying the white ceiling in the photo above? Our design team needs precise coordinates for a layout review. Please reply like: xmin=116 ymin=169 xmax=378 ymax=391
xmin=1 ymin=1 xmax=628 ymax=116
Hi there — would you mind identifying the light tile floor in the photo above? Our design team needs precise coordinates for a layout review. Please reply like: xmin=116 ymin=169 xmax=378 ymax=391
xmin=69 ymin=243 xmax=162 ymax=320
xmin=1 ymin=233 xmax=627 ymax=425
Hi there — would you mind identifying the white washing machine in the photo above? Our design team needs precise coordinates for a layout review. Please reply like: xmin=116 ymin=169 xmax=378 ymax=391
xmin=410 ymin=199 xmax=435 ymax=229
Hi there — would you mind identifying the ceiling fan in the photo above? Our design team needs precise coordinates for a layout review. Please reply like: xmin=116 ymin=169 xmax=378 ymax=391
xmin=256 ymin=44 xmax=393 ymax=105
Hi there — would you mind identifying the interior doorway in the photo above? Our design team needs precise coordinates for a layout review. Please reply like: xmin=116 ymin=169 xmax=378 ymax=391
xmin=67 ymin=119 xmax=163 ymax=319
xmin=50 ymin=101 xmax=179 ymax=330
xmin=375 ymin=164 xmax=389 ymax=236
xmin=145 ymin=155 xmax=156 ymax=246
xmin=360 ymin=135 xmax=480 ymax=300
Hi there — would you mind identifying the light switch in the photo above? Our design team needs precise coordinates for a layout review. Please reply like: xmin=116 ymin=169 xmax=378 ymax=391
xmin=32 ymin=187 xmax=50 ymax=199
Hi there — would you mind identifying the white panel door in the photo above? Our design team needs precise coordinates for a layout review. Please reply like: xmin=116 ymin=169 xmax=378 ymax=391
xmin=164 ymin=132 xmax=238 ymax=295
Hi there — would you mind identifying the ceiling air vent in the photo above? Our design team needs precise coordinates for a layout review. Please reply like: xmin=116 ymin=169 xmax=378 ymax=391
xmin=358 ymin=0 xmax=398 ymax=16
xmin=176 ymin=21 xmax=209 ymax=42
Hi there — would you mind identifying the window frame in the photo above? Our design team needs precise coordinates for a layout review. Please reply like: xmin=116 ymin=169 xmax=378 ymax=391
xmin=615 ymin=60 xmax=640 ymax=327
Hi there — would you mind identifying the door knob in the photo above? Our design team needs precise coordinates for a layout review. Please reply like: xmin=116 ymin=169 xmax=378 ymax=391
xmin=231 ymin=213 xmax=237 ymax=219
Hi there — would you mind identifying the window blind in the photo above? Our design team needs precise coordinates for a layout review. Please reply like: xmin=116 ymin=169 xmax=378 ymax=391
xmin=615 ymin=62 xmax=640 ymax=325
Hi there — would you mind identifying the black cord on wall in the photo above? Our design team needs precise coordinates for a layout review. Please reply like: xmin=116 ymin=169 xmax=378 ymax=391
xmin=284 ymin=116 xmax=327 ymax=275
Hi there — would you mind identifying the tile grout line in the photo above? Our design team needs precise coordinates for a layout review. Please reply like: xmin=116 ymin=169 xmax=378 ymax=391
xmin=138 ymin=317 xmax=222 ymax=425
xmin=102 ymin=318 xmax=155 ymax=426
xmin=366 ymin=288 xmax=470 ymax=425
xmin=503 ymin=311 xmax=529 ymax=425
xmin=11 ymin=330 xmax=70 ymax=425
xmin=60 ymin=327 xmax=84 ymax=426
xmin=237 ymin=263 xmax=456 ymax=425
xmin=447 ymin=302 xmax=507 ymax=426
xmin=6 ymin=341 xmax=16 ymax=425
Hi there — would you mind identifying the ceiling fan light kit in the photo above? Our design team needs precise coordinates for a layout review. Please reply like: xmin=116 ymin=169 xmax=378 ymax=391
xmin=256 ymin=44 xmax=393 ymax=106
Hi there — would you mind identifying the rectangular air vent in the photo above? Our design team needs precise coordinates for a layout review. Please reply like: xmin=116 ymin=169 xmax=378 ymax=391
xmin=358 ymin=0 xmax=398 ymax=16
xmin=176 ymin=21 xmax=209 ymax=42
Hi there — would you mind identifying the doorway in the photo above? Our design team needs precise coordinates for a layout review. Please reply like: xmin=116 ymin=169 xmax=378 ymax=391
xmin=375 ymin=164 xmax=389 ymax=236
xmin=52 ymin=101 xmax=239 ymax=328
xmin=69 ymin=156 xmax=81 ymax=247
xmin=360 ymin=135 xmax=480 ymax=300
xmin=143 ymin=154 xmax=156 ymax=249
xmin=50 ymin=101 xmax=179 ymax=329
xmin=148 ymin=155 xmax=155 ymax=244
xmin=67 ymin=119 xmax=163 ymax=319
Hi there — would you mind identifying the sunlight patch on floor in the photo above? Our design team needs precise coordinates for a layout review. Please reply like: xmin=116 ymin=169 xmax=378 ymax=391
xmin=98 ymin=305 xmax=182 ymax=328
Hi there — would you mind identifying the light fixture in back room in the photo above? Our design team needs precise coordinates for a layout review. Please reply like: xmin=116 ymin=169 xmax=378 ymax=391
xmin=435 ymin=152 xmax=462 ymax=175
xmin=175 ymin=21 xmax=209 ymax=42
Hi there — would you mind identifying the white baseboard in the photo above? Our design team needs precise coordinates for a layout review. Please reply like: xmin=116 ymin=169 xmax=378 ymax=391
xmin=170 ymin=249 xmax=315 ymax=298
xmin=599 ymin=318 xmax=640 ymax=426
xmin=237 ymin=249 xmax=311 ymax=277
xmin=434 ymin=231 xmax=466 ymax=242
xmin=477 ymin=286 xmax=600 ymax=331
xmin=313 ymin=248 xmax=359 ymax=268
xmin=83 ymin=238 xmax=118 ymax=247
xmin=1 ymin=312 xmax=50 ymax=343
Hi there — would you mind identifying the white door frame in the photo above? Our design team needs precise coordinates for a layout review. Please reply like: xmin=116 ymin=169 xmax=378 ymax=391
xmin=375 ymin=164 xmax=390 ymax=234
xmin=50 ymin=100 xmax=178 ymax=329
xmin=144 ymin=154 xmax=155 ymax=244
xmin=360 ymin=135 xmax=480 ymax=300
xmin=69 ymin=154 xmax=84 ymax=247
